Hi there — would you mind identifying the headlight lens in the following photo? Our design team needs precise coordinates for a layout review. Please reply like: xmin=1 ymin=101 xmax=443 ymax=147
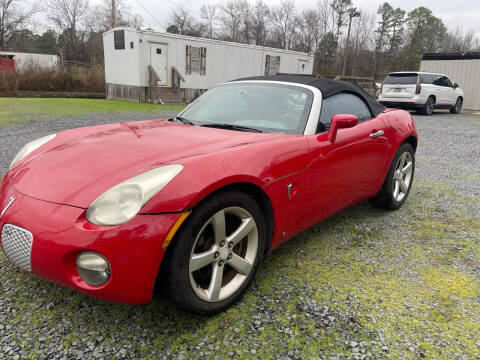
xmin=76 ymin=252 xmax=111 ymax=286
xmin=10 ymin=134 xmax=56 ymax=169
xmin=86 ymin=164 xmax=183 ymax=226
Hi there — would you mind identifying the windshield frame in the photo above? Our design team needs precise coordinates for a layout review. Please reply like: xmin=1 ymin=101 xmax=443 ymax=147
xmin=177 ymin=81 xmax=321 ymax=135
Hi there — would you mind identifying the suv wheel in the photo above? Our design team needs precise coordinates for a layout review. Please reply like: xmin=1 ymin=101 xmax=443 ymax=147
xmin=450 ymin=98 xmax=463 ymax=114
xmin=421 ymin=96 xmax=435 ymax=115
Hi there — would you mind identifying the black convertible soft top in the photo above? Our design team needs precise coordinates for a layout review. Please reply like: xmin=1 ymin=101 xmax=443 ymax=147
xmin=234 ymin=75 xmax=385 ymax=118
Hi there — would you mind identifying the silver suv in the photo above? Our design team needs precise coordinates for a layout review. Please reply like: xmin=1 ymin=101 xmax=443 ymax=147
xmin=378 ymin=72 xmax=464 ymax=115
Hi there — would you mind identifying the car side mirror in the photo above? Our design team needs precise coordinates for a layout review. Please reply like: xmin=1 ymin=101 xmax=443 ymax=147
xmin=454 ymin=83 xmax=459 ymax=89
xmin=328 ymin=114 xmax=359 ymax=143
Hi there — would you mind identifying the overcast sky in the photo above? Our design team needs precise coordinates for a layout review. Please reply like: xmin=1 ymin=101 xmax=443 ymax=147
xmin=114 ymin=0 xmax=480 ymax=37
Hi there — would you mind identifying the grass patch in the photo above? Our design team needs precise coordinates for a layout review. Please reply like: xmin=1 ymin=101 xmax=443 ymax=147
xmin=0 ymin=98 xmax=185 ymax=126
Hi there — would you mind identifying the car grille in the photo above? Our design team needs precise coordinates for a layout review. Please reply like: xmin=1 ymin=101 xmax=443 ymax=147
xmin=1 ymin=224 xmax=33 ymax=272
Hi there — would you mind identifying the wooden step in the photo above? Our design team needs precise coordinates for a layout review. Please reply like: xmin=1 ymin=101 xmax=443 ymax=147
xmin=154 ymin=87 xmax=184 ymax=104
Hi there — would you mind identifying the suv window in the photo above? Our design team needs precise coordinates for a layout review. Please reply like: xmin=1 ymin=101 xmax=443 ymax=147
xmin=419 ymin=74 xmax=435 ymax=84
xmin=318 ymin=93 xmax=372 ymax=133
xmin=443 ymin=76 xmax=454 ymax=88
xmin=384 ymin=73 xmax=418 ymax=85
xmin=432 ymin=75 xmax=444 ymax=86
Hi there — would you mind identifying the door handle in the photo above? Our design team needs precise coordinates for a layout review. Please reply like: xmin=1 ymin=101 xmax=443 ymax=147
xmin=370 ymin=130 xmax=384 ymax=138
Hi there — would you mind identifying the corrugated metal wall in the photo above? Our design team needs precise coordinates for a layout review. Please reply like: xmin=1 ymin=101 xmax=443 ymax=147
xmin=420 ymin=59 xmax=480 ymax=110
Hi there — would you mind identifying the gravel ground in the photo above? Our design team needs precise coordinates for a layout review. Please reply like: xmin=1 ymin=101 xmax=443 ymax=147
xmin=414 ymin=112 xmax=480 ymax=200
xmin=0 ymin=111 xmax=479 ymax=359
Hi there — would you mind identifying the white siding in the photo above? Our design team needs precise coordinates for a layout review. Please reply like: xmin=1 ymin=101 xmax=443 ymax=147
xmin=420 ymin=59 xmax=480 ymax=110
xmin=103 ymin=29 xmax=141 ymax=87
xmin=103 ymin=28 xmax=314 ymax=91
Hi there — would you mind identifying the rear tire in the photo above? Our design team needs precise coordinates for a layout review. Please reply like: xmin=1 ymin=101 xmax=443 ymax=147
xmin=450 ymin=97 xmax=462 ymax=114
xmin=161 ymin=191 xmax=266 ymax=315
xmin=372 ymin=143 xmax=415 ymax=210
xmin=421 ymin=96 xmax=435 ymax=115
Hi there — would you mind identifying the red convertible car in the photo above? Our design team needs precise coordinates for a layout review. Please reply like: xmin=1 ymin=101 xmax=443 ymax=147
xmin=0 ymin=75 xmax=417 ymax=314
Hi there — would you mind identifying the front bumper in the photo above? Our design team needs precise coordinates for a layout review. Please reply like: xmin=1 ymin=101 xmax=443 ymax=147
xmin=0 ymin=175 xmax=182 ymax=304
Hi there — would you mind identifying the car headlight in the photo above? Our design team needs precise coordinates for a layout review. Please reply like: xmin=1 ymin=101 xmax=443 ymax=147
xmin=10 ymin=134 xmax=56 ymax=169
xmin=86 ymin=164 xmax=183 ymax=226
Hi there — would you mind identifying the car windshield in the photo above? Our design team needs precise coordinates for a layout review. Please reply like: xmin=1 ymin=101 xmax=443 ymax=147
xmin=384 ymin=73 xmax=418 ymax=85
xmin=178 ymin=82 xmax=313 ymax=134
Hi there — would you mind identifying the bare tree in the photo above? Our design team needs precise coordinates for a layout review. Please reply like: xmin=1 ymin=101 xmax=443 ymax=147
xmin=250 ymin=0 xmax=269 ymax=46
xmin=351 ymin=10 xmax=375 ymax=53
xmin=350 ymin=10 xmax=375 ymax=75
xmin=330 ymin=0 xmax=352 ymax=42
xmin=93 ymin=0 xmax=132 ymax=30
xmin=0 ymin=0 xmax=40 ymax=49
xmin=269 ymin=0 xmax=297 ymax=49
xmin=170 ymin=6 xmax=206 ymax=37
xmin=296 ymin=9 xmax=322 ymax=53
xmin=199 ymin=4 xmax=217 ymax=39
xmin=218 ymin=0 xmax=248 ymax=42
xmin=317 ymin=0 xmax=334 ymax=35
xmin=169 ymin=6 xmax=196 ymax=35
xmin=444 ymin=26 xmax=476 ymax=53
xmin=128 ymin=13 xmax=143 ymax=29
xmin=47 ymin=0 xmax=89 ymax=33
xmin=240 ymin=1 xmax=253 ymax=44
xmin=46 ymin=0 xmax=90 ymax=61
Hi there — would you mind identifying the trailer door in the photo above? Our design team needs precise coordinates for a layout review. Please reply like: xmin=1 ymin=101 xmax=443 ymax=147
xmin=298 ymin=60 xmax=308 ymax=74
xmin=150 ymin=44 xmax=168 ymax=86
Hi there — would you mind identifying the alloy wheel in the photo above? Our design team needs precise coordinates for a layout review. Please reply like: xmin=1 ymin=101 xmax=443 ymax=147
xmin=426 ymin=98 xmax=434 ymax=114
xmin=392 ymin=151 xmax=413 ymax=202
xmin=456 ymin=99 xmax=463 ymax=112
xmin=189 ymin=207 xmax=258 ymax=302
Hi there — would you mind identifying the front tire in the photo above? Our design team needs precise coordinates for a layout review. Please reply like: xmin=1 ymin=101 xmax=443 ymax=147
xmin=372 ymin=143 xmax=415 ymax=210
xmin=421 ymin=96 xmax=435 ymax=115
xmin=450 ymin=97 xmax=463 ymax=114
xmin=161 ymin=191 xmax=266 ymax=315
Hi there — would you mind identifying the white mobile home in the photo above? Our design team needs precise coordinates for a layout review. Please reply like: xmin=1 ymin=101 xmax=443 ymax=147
xmin=103 ymin=27 xmax=314 ymax=104
xmin=420 ymin=53 xmax=480 ymax=110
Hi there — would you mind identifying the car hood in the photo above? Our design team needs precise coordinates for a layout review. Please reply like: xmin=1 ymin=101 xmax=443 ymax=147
xmin=9 ymin=119 xmax=280 ymax=208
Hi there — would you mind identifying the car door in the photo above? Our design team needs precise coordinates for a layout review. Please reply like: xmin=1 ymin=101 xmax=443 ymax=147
xmin=442 ymin=76 xmax=456 ymax=105
xmin=431 ymin=75 xmax=445 ymax=104
xmin=305 ymin=93 xmax=391 ymax=224
xmin=419 ymin=73 xmax=435 ymax=96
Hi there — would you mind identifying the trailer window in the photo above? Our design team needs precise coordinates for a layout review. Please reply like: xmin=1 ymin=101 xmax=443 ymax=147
xmin=186 ymin=45 xmax=206 ymax=75
xmin=265 ymin=55 xmax=280 ymax=76
xmin=114 ymin=30 xmax=125 ymax=50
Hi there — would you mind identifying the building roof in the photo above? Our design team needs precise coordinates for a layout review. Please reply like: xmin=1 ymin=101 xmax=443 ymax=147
xmin=0 ymin=51 xmax=57 ymax=56
xmin=104 ymin=27 xmax=314 ymax=57
xmin=422 ymin=53 xmax=480 ymax=61
xmin=234 ymin=75 xmax=386 ymax=117
xmin=389 ymin=71 xmax=444 ymax=75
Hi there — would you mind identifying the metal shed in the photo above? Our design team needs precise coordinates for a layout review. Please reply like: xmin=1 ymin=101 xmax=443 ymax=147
xmin=420 ymin=53 xmax=480 ymax=110
xmin=103 ymin=27 xmax=314 ymax=104
xmin=0 ymin=51 xmax=58 ymax=71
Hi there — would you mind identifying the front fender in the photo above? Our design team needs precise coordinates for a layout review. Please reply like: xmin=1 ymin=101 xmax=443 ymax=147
xmin=140 ymin=136 xmax=310 ymax=213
